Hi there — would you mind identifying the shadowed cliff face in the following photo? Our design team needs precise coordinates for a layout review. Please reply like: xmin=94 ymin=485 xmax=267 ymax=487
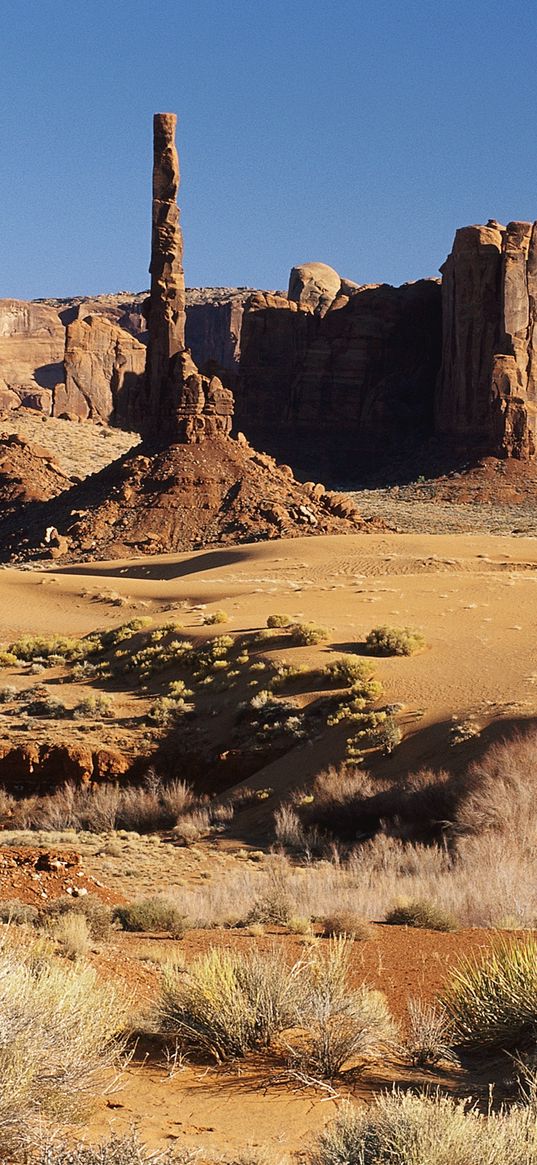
xmin=235 ymin=280 xmax=442 ymax=479
xmin=437 ymin=220 xmax=537 ymax=460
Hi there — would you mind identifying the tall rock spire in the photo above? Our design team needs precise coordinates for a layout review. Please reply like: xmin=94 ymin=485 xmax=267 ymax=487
xmin=143 ymin=113 xmax=186 ymax=436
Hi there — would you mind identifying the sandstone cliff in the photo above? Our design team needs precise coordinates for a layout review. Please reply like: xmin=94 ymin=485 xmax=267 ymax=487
xmin=437 ymin=219 xmax=537 ymax=460
xmin=236 ymin=279 xmax=442 ymax=477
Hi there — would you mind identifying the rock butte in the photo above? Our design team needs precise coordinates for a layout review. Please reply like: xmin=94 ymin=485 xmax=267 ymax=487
xmin=0 ymin=118 xmax=536 ymax=477
xmin=0 ymin=115 xmax=375 ymax=564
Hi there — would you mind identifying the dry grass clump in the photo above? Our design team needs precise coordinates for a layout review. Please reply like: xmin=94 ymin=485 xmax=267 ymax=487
xmin=0 ymin=776 xmax=195 ymax=834
xmin=113 ymin=898 xmax=187 ymax=937
xmin=0 ymin=899 xmax=39 ymax=926
xmin=285 ymin=937 xmax=395 ymax=1079
xmin=290 ymin=623 xmax=329 ymax=646
xmin=32 ymin=1130 xmax=192 ymax=1164
xmin=321 ymin=655 xmax=377 ymax=688
xmin=454 ymin=728 xmax=537 ymax=847
xmin=441 ymin=937 xmax=537 ymax=1052
xmin=51 ymin=912 xmax=92 ymax=959
xmin=385 ymin=899 xmax=457 ymax=932
xmin=0 ymin=940 xmax=127 ymax=1154
xmin=322 ymin=912 xmax=373 ymax=941
xmin=160 ymin=946 xmax=298 ymax=1061
xmin=41 ymin=894 xmax=112 ymax=941
xmin=307 ymin=1092 xmax=537 ymax=1165
xmin=365 ymin=625 xmax=426 ymax=656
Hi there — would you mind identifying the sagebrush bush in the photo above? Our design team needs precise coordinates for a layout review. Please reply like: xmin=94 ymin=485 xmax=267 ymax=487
xmin=365 ymin=625 xmax=426 ymax=656
xmin=114 ymin=898 xmax=187 ymax=937
xmin=442 ymin=937 xmax=537 ymax=1051
xmin=73 ymin=693 xmax=114 ymax=720
xmin=286 ymin=937 xmax=395 ymax=1078
xmin=385 ymin=900 xmax=457 ymax=932
xmin=307 ymin=1092 xmax=537 ymax=1165
xmin=160 ymin=946 xmax=299 ymax=1060
xmin=266 ymin=614 xmax=291 ymax=628
xmin=290 ymin=623 xmax=329 ymax=646
xmin=0 ymin=942 xmax=127 ymax=1153
xmin=203 ymin=609 xmax=229 ymax=625
xmin=321 ymin=656 xmax=376 ymax=688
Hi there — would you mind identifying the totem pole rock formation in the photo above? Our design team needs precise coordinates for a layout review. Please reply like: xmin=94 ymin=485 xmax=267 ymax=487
xmin=142 ymin=112 xmax=235 ymax=444
xmin=437 ymin=220 xmax=537 ymax=459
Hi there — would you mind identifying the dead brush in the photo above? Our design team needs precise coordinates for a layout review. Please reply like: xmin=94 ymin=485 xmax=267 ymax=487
xmin=403 ymin=998 xmax=457 ymax=1068
xmin=284 ymin=937 xmax=396 ymax=1079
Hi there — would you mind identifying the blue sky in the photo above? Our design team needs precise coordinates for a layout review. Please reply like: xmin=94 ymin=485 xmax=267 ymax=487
xmin=1 ymin=0 xmax=536 ymax=298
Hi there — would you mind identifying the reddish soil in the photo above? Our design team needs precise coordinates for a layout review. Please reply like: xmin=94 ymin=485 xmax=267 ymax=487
xmin=0 ymin=846 xmax=121 ymax=905
xmin=0 ymin=431 xmax=72 ymax=514
xmin=0 ymin=437 xmax=385 ymax=564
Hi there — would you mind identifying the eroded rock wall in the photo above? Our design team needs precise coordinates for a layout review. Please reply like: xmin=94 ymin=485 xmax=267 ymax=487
xmin=437 ymin=219 xmax=537 ymax=458
xmin=54 ymin=315 xmax=146 ymax=427
xmin=236 ymin=280 xmax=442 ymax=477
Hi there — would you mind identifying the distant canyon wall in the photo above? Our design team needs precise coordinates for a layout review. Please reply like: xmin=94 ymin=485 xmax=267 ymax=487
xmin=2 ymin=221 xmax=537 ymax=471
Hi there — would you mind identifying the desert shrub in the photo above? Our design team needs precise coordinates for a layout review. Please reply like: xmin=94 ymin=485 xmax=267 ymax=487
xmin=203 ymin=609 xmax=229 ymax=625
xmin=160 ymin=946 xmax=299 ymax=1060
xmin=113 ymin=898 xmax=187 ymax=937
xmin=0 ymin=899 xmax=38 ymax=926
xmin=385 ymin=900 xmax=457 ymax=932
xmin=453 ymin=728 xmax=537 ymax=847
xmin=0 ymin=943 xmax=127 ymax=1153
xmin=286 ymin=937 xmax=395 ymax=1078
xmin=8 ymin=634 xmax=86 ymax=662
xmin=41 ymin=894 xmax=112 ymax=941
xmin=322 ymin=912 xmax=373 ymax=941
xmin=321 ymin=656 xmax=376 ymax=688
xmin=25 ymin=695 xmax=70 ymax=719
xmin=404 ymin=998 xmax=456 ymax=1068
xmin=290 ymin=623 xmax=329 ymax=646
xmin=172 ymin=808 xmax=210 ymax=845
xmin=365 ymin=625 xmax=426 ymax=656
xmin=345 ymin=713 xmax=401 ymax=760
xmin=0 ymin=650 xmax=17 ymax=667
xmin=266 ymin=614 xmax=291 ymax=628
xmin=32 ymin=1131 xmax=193 ymax=1164
xmin=0 ymin=684 xmax=17 ymax=702
xmin=73 ymin=692 xmax=114 ymax=720
xmin=307 ymin=1091 xmax=537 ymax=1165
xmin=441 ymin=937 xmax=537 ymax=1051
xmin=147 ymin=695 xmax=191 ymax=726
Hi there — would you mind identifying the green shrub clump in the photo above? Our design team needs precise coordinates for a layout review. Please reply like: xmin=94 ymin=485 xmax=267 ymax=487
xmin=113 ymin=898 xmax=187 ymax=937
xmin=385 ymin=900 xmax=457 ymax=932
xmin=266 ymin=614 xmax=292 ymax=628
xmin=290 ymin=623 xmax=329 ymax=646
xmin=365 ymin=625 xmax=426 ymax=656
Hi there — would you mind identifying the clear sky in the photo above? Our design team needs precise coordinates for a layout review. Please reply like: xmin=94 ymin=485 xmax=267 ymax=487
xmin=1 ymin=0 xmax=536 ymax=299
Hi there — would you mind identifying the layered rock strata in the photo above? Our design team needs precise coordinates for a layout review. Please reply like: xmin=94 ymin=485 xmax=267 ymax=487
xmin=437 ymin=220 xmax=537 ymax=459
